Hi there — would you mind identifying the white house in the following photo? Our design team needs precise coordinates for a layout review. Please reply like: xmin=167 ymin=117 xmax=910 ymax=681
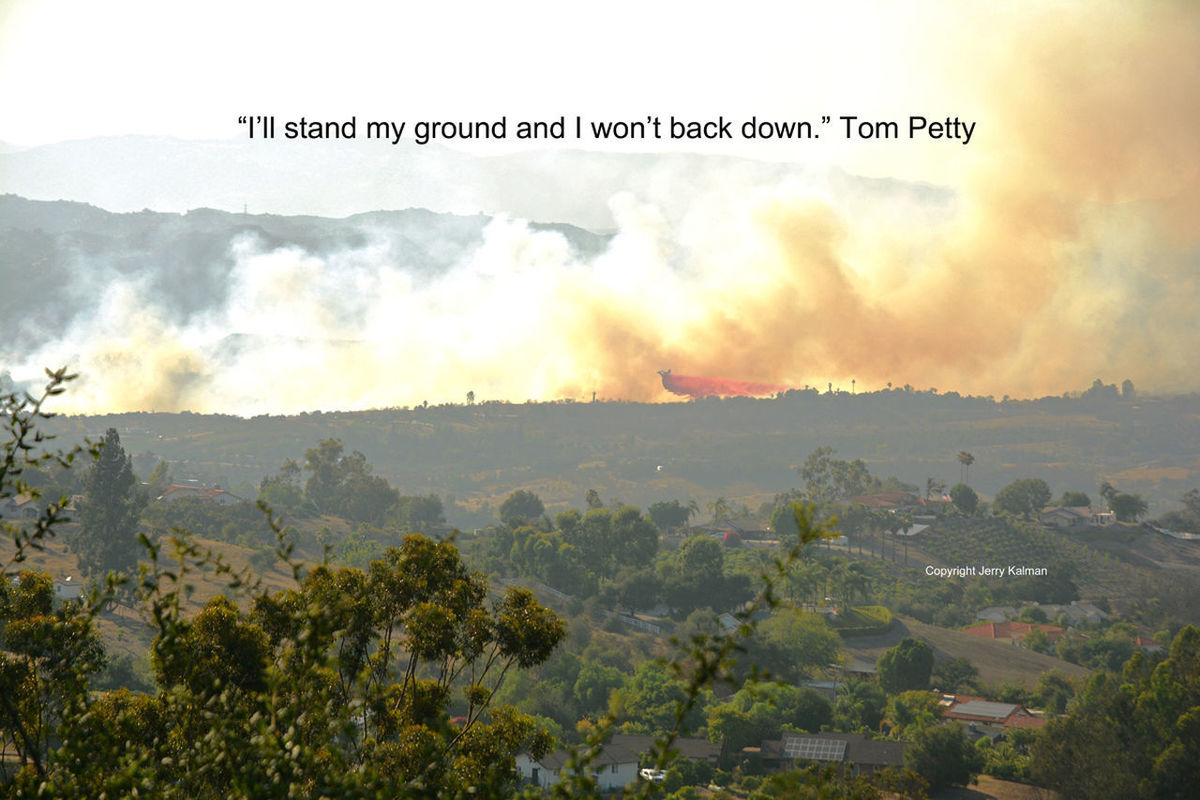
xmin=54 ymin=576 xmax=83 ymax=601
xmin=1040 ymin=506 xmax=1116 ymax=529
xmin=0 ymin=493 xmax=39 ymax=520
xmin=516 ymin=739 xmax=641 ymax=792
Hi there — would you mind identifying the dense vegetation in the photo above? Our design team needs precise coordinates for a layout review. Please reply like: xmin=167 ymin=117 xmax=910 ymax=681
xmin=7 ymin=372 xmax=1200 ymax=799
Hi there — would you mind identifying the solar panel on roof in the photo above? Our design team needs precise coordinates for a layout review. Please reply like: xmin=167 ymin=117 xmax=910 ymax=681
xmin=782 ymin=736 xmax=846 ymax=762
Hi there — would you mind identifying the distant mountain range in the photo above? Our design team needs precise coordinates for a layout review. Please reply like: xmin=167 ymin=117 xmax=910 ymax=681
xmin=0 ymin=136 xmax=954 ymax=230
xmin=0 ymin=194 xmax=609 ymax=358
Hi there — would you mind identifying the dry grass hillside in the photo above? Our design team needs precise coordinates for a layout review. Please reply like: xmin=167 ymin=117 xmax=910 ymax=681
xmin=841 ymin=616 xmax=1091 ymax=690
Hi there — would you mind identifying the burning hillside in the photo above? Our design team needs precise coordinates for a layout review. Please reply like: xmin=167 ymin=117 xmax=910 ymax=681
xmin=658 ymin=369 xmax=790 ymax=399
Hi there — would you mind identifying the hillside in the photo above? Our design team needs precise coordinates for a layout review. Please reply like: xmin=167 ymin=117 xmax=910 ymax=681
xmin=841 ymin=616 xmax=1091 ymax=690
xmin=32 ymin=389 xmax=1200 ymax=526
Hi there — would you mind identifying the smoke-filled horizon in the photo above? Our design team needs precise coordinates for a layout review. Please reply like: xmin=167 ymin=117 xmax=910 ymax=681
xmin=4 ymin=3 xmax=1197 ymax=415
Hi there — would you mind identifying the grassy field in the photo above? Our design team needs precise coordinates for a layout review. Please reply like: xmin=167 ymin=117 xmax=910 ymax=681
xmin=840 ymin=616 xmax=1090 ymax=690
xmin=931 ymin=775 xmax=1059 ymax=800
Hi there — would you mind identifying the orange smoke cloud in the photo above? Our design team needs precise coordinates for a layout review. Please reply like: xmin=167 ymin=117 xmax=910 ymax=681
xmin=557 ymin=2 xmax=1200 ymax=403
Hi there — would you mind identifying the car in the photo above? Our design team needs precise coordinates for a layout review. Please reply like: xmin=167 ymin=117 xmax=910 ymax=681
xmin=639 ymin=768 xmax=666 ymax=783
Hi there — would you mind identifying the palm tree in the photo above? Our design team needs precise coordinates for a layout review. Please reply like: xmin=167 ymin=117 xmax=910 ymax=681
xmin=839 ymin=562 xmax=872 ymax=610
xmin=957 ymin=451 xmax=975 ymax=485
xmin=707 ymin=496 xmax=730 ymax=524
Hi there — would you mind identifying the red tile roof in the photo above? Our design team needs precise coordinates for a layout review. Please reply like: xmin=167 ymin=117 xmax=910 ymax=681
xmin=962 ymin=621 xmax=1064 ymax=643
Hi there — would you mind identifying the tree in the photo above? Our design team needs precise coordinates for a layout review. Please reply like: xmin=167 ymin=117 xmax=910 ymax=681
xmin=833 ymin=678 xmax=886 ymax=733
xmin=391 ymin=493 xmax=446 ymax=532
xmin=1099 ymin=481 xmax=1149 ymax=522
xmin=877 ymin=637 xmax=933 ymax=694
xmin=956 ymin=451 xmax=975 ymax=485
xmin=498 ymin=489 xmax=544 ymax=527
xmin=993 ymin=478 xmax=1052 ymax=518
xmin=706 ymin=684 xmax=832 ymax=750
xmin=885 ymin=690 xmax=943 ymax=737
xmin=648 ymin=500 xmax=692 ymax=533
xmin=798 ymin=446 xmax=881 ymax=506
xmin=925 ymin=477 xmax=946 ymax=500
xmin=1060 ymin=490 xmax=1091 ymax=507
xmin=949 ymin=483 xmax=978 ymax=515
xmin=145 ymin=459 xmax=172 ymax=499
xmin=932 ymin=657 xmax=979 ymax=693
xmin=258 ymin=458 xmax=304 ymax=513
xmin=75 ymin=428 xmax=145 ymax=576
xmin=301 ymin=439 xmax=399 ymax=523
xmin=746 ymin=609 xmax=840 ymax=682
xmin=706 ymin=496 xmax=731 ymax=523
xmin=584 ymin=488 xmax=604 ymax=509
xmin=905 ymin=723 xmax=983 ymax=792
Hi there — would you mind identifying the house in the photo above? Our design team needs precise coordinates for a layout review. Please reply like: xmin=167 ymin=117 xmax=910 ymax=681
xmin=1135 ymin=635 xmax=1164 ymax=654
xmin=54 ymin=576 xmax=82 ymax=601
xmin=798 ymin=679 xmax=842 ymax=702
xmin=841 ymin=492 xmax=922 ymax=511
xmin=0 ymin=493 xmax=39 ymax=520
xmin=1038 ymin=601 xmax=1109 ymax=626
xmin=976 ymin=602 xmax=1108 ymax=627
xmin=938 ymin=694 xmax=1047 ymax=735
xmin=516 ymin=734 xmax=720 ymax=791
xmin=975 ymin=605 xmax=1019 ymax=623
xmin=962 ymin=621 xmax=1064 ymax=645
xmin=516 ymin=738 xmax=641 ymax=792
xmin=608 ymin=734 xmax=722 ymax=767
xmin=156 ymin=484 xmax=242 ymax=505
xmin=757 ymin=732 xmax=905 ymax=776
xmin=690 ymin=520 xmax=772 ymax=541
xmin=1041 ymin=506 xmax=1117 ymax=529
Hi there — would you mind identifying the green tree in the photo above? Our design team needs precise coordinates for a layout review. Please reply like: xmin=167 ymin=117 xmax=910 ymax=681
xmin=931 ymin=656 xmax=979 ymax=693
xmin=648 ymin=500 xmax=692 ymax=533
xmin=706 ymin=496 xmax=731 ymax=523
xmin=833 ymin=678 xmax=886 ymax=733
xmin=1060 ymin=490 xmax=1091 ymax=507
xmin=499 ymin=489 xmax=545 ymax=527
xmin=877 ymin=637 xmax=933 ymax=694
xmin=75 ymin=428 xmax=146 ymax=575
xmin=145 ymin=459 xmax=172 ymax=499
xmin=301 ymin=439 xmax=399 ymax=523
xmin=707 ymin=683 xmax=832 ymax=750
xmin=885 ymin=689 xmax=943 ymax=737
xmin=1099 ymin=482 xmax=1149 ymax=522
xmin=257 ymin=457 xmax=305 ymax=513
xmin=993 ymin=477 xmax=1052 ymax=518
xmin=746 ymin=609 xmax=840 ymax=682
xmin=956 ymin=451 xmax=975 ymax=485
xmin=611 ymin=505 xmax=659 ymax=569
xmin=798 ymin=446 xmax=880 ymax=506
xmin=905 ymin=723 xmax=983 ymax=792
xmin=0 ymin=571 xmax=106 ymax=778
xmin=392 ymin=493 xmax=446 ymax=532
xmin=949 ymin=482 xmax=978 ymax=515
xmin=153 ymin=595 xmax=270 ymax=695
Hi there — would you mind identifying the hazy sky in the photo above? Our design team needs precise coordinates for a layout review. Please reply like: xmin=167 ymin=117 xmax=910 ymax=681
xmin=0 ymin=0 xmax=999 ymax=181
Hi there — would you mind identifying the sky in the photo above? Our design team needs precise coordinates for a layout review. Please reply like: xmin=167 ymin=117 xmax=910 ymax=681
xmin=0 ymin=0 xmax=985 ymax=179
xmin=1 ymin=1 xmax=1198 ymax=414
